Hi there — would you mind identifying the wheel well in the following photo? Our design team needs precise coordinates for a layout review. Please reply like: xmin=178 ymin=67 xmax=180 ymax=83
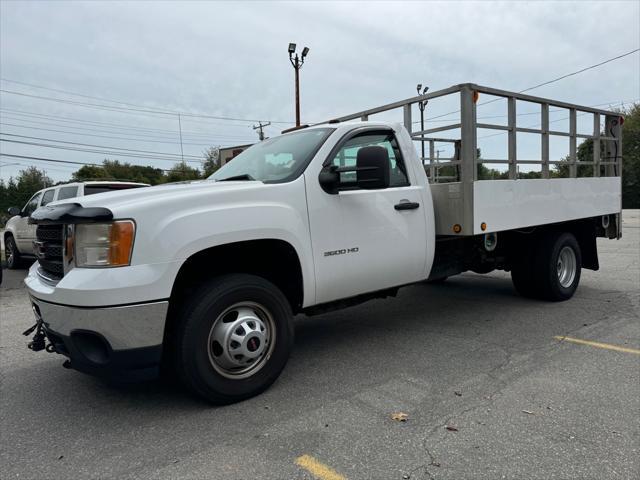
xmin=506 ymin=218 xmax=599 ymax=271
xmin=168 ymin=239 xmax=304 ymax=314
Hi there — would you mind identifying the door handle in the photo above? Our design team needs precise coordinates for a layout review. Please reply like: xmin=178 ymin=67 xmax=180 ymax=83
xmin=394 ymin=201 xmax=420 ymax=211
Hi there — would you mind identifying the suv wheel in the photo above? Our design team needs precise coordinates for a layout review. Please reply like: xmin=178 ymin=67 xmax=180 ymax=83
xmin=174 ymin=274 xmax=294 ymax=404
xmin=5 ymin=235 xmax=21 ymax=269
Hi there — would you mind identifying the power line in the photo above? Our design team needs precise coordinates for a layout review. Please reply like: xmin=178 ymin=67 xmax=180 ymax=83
xmin=0 ymin=153 xmax=175 ymax=172
xmin=0 ymin=122 xmax=255 ymax=147
xmin=0 ymin=85 xmax=296 ymax=124
xmin=0 ymin=108 xmax=260 ymax=139
xmin=519 ymin=48 xmax=639 ymax=94
xmin=0 ymin=107 xmax=258 ymax=133
xmin=0 ymin=138 xmax=204 ymax=164
xmin=420 ymin=48 xmax=640 ymax=124
xmin=0 ymin=132 xmax=202 ymax=159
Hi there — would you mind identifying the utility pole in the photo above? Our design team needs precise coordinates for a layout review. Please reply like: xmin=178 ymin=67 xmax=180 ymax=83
xmin=177 ymin=113 xmax=186 ymax=179
xmin=253 ymin=121 xmax=271 ymax=141
xmin=288 ymin=43 xmax=310 ymax=127
xmin=416 ymin=84 xmax=429 ymax=160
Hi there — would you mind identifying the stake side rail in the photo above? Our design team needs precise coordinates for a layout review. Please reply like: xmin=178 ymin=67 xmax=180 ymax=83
xmin=323 ymin=83 xmax=623 ymax=184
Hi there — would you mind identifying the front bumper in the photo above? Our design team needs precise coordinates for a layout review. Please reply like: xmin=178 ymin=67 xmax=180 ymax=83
xmin=29 ymin=295 xmax=168 ymax=381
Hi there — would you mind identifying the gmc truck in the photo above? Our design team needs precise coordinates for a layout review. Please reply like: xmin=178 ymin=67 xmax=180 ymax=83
xmin=24 ymin=84 xmax=623 ymax=404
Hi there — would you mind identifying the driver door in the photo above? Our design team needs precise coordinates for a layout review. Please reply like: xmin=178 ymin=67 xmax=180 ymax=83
xmin=306 ymin=128 xmax=428 ymax=304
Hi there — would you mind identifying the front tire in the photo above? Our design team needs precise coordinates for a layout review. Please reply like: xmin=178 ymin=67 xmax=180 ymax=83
xmin=5 ymin=235 xmax=22 ymax=269
xmin=174 ymin=274 xmax=294 ymax=404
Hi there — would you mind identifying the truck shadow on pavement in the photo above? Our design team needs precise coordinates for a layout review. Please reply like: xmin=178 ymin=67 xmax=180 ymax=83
xmin=11 ymin=274 xmax=554 ymax=411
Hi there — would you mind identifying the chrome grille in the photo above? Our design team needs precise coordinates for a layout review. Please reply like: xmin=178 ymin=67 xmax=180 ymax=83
xmin=35 ymin=224 xmax=64 ymax=281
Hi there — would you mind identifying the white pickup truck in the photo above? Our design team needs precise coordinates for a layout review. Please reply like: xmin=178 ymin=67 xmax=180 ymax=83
xmin=25 ymin=84 xmax=623 ymax=404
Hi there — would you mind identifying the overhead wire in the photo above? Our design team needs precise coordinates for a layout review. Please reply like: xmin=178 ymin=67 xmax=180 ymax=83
xmin=416 ymin=48 xmax=640 ymax=124
xmin=0 ymin=132 xmax=203 ymax=159
xmin=0 ymin=87 xmax=295 ymax=124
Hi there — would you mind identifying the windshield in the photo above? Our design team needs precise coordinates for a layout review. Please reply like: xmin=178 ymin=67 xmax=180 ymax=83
xmin=210 ymin=128 xmax=334 ymax=183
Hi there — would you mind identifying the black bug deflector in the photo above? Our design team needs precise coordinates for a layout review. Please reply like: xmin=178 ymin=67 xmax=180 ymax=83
xmin=29 ymin=203 xmax=113 ymax=225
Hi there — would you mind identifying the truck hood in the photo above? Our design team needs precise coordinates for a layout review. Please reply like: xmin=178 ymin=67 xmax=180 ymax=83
xmin=52 ymin=179 xmax=264 ymax=212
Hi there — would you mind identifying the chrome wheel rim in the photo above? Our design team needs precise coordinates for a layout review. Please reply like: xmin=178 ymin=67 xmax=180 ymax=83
xmin=6 ymin=240 xmax=14 ymax=265
xmin=207 ymin=302 xmax=275 ymax=379
xmin=557 ymin=246 xmax=577 ymax=288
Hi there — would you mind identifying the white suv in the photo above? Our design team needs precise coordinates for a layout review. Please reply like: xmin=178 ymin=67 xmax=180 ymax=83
xmin=3 ymin=181 xmax=148 ymax=269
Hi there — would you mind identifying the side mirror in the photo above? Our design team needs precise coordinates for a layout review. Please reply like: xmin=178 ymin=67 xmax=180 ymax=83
xmin=7 ymin=206 xmax=21 ymax=217
xmin=355 ymin=146 xmax=390 ymax=190
xmin=318 ymin=167 xmax=340 ymax=194
xmin=319 ymin=145 xmax=391 ymax=194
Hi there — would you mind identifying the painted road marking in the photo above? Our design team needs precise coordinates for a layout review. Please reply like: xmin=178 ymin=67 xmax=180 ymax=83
xmin=296 ymin=455 xmax=347 ymax=480
xmin=554 ymin=336 xmax=640 ymax=355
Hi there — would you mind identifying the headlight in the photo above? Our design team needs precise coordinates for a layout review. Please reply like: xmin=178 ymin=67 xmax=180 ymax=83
xmin=75 ymin=220 xmax=135 ymax=267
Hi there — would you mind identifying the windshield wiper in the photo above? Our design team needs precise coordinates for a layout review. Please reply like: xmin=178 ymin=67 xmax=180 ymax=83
xmin=216 ymin=174 xmax=256 ymax=182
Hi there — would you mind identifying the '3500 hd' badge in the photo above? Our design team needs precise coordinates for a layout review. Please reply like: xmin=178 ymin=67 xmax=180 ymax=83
xmin=324 ymin=247 xmax=359 ymax=257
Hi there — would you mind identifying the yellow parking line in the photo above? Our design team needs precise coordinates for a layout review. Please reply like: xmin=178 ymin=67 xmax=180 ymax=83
xmin=554 ymin=336 xmax=640 ymax=355
xmin=295 ymin=454 xmax=347 ymax=480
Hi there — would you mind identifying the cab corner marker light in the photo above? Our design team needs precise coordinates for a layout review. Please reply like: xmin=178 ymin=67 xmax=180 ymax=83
xmin=453 ymin=224 xmax=462 ymax=234
xmin=481 ymin=222 xmax=487 ymax=231
xmin=473 ymin=91 xmax=480 ymax=103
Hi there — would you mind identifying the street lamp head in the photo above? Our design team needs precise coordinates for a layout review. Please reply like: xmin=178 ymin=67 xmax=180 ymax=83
xmin=288 ymin=43 xmax=297 ymax=54
xmin=422 ymin=86 xmax=429 ymax=95
xmin=301 ymin=47 xmax=309 ymax=58
xmin=417 ymin=83 xmax=422 ymax=93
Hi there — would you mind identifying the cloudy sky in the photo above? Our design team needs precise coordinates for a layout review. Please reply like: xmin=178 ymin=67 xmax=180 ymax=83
xmin=1 ymin=0 xmax=639 ymax=183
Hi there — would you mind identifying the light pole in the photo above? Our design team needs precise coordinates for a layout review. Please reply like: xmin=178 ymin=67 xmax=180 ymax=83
xmin=416 ymin=84 xmax=429 ymax=160
xmin=288 ymin=43 xmax=309 ymax=127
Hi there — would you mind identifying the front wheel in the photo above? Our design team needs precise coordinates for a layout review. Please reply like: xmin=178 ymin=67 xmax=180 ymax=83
xmin=174 ymin=274 xmax=294 ymax=404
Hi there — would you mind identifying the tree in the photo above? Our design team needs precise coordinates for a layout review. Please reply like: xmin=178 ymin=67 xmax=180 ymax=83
xmin=552 ymin=103 xmax=639 ymax=207
xmin=202 ymin=147 xmax=220 ymax=177
xmin=0 ymin=167 xmax=53 ymax=226
xmin=72 ymin=159 xmax=166 ymax=185
xmin=165 ymin=162 xmax=202 ymax=183
xmin=620 ymin=103 xmax=639 ymax=208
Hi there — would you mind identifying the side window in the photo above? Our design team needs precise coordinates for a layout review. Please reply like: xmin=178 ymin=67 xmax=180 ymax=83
xmin=330 ymin=131 xmax=409 ymax=187
xmin=41 ymin=189 xmax=55 ymax=206
xmin=23 ymin=192 xmax=43 ymax=215
xmin=57 ymin=186 xmax=79 ymax=200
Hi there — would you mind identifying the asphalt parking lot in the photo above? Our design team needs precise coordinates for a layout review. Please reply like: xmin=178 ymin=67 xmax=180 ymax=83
xmin=1 ymin=212 xmax=638 ymax=480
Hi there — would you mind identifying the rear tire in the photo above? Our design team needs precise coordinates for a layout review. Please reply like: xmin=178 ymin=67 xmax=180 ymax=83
xmin=174 ymin=274 xmax=294 ymax=404
xmin=535 ymin=232 xmax=581 ymax=301
xmin=5 ymin=235 xmax=22 ymax=270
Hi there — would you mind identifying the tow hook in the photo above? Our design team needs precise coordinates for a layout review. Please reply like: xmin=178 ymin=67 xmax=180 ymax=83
xmin=22 ymin=322 xmax=53 ymax=353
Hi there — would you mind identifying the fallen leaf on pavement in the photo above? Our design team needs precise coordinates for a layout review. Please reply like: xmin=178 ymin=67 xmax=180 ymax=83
xmin=445 ymin=425 xmax=458 ymax=432
xmin=391 ymin=412 xmax=409 ymax=422
xmin=454 ymin=391 xmax=462 ymax=397
xmin=522 ymin=410 xmax=534 ymax=415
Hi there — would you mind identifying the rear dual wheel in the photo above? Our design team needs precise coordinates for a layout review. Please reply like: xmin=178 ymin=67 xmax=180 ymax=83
xmin=511 ymin=232 xmax=581 ymax=302
xmin=174 ymin=274 xmax=294 ymax=404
